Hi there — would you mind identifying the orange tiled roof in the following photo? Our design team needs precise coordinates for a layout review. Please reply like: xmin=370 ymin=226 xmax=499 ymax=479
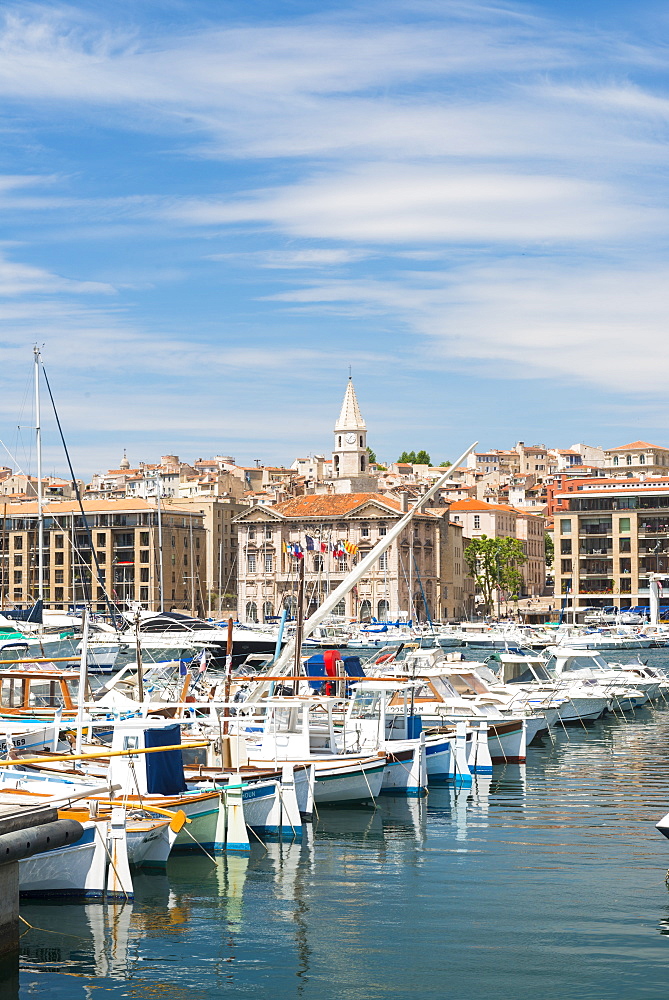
xmin=607 ymin=441 xmax=662 ymax=451
xmin=270 ymin=492 xmax=438 ymax=519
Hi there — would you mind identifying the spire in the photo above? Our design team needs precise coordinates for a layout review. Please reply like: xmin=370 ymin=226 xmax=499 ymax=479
xmin=334 ymin=378 xmax=366 ymax=432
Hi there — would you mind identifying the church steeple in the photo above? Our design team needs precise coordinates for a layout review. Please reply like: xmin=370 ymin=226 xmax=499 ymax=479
xmin=333 ymin=378 xmax=368 ymax=477
xmin=335 ymin=378 xmax=366 ymax=432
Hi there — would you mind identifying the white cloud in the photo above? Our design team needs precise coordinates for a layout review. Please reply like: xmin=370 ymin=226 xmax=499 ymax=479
xmin=267 ymin=257 xmax=669 ymax=394
xmin=170 ymin=164 xmax=658 ymax=243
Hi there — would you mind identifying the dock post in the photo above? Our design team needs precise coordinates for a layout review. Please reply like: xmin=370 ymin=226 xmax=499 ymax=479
xmin=225 ymin=778 xmax=250 ymax=853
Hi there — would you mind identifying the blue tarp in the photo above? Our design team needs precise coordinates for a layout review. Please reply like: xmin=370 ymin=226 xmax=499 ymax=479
xmin=144 ymin=724 xmax=187 ymax=795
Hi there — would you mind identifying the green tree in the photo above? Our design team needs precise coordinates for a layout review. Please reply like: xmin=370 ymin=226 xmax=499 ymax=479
xmin=544 ymin=531 xmax=554 ymax=567
xmin=464 ymin=535 xmax=527 ymax=614
xmin=415 ymin=450 xmax=431 ymax=465
xmin=398 ymin=450 xmax=417 ymax=463
xmin=367 ymin=447 xmax=377 ymax=464
xmin=439 ymin=460 xmax=452 ymax=468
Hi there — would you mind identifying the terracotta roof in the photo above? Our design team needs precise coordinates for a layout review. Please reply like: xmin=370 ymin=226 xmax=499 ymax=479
xmin=269 ymin=492 xmax=437 ymax=519
xmin=448 ymin=498 xmax=515 ymax=514
xmin=607 ymin=441 xmax=663 ymax=451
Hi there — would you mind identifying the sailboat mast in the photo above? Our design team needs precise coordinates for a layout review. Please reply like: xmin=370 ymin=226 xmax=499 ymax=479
xmin=33 ymin=346 xmax=44 ymax=608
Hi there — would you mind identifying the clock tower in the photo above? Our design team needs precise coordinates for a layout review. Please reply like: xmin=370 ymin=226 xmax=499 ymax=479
xmin=333 ymin=378 xmax=368 ymax=477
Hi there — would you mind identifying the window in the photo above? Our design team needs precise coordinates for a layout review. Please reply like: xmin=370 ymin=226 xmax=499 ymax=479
xmin=13 ymin=537 xmax=22 ymax=550
xmin=626 ymin=455 xmax=632 ymax=465
xmin=313 ymin=555 xmax=323 ymax=571
xmin=97 ymin=550 xmax=106 ymax=563
xmin=561 ymin=519 xmax=571 ymax=534
xmin=379 ymin=551 xmax=388 ymax=571
xmin=338 ymin=559 xmax=347 ymax=572
xmin=13 ymin=555 xmax=21 ymax=566
xmin=247 ymin=553 xmax=256 ymax=573
xmin=97 ymin=533 xmax=106 ymax=547
xmin=619 ymin=537 xmax=631 ymax=552
xmin=613 ymin=456 xmax=619 ymax=466
xmin=263 ymin=601 xmax=273 ymax=620
xmin=639 ymin=455 xmax=646 ymax=465
xmin=140 ymin=587 xmax=149 ymax=601
xmin=361 ymin=525 xmax=369 ymax=537
xmin=473 ymin=515 xmax=480 ymax=530
xmin=265 ymin=527 xmax=272 ymax=540
xmin=619 ymin=558 xmax=631 ymax=574
xmin=139 ymin=532 xmax=149 ymax=545
xmin=561 ymin=559 xmax=572 ymax=572
xmin=379 ymin=525 xmax=387 ymax=536
xmin=377 ymin=599 xmax=390 ymax=621
xmin=171 ymin=535 xmax=176 ymax=548
xmin=140 ymin=568 xmax=149 ymax=582
xmin=13 ymin=571 xmax=21 ymax=584
xmin=245 ymin=601 xmax=258 ymax=623
xmin=561 ymin=539 xmax=572 ymax=554
xmin=333 ymin=599 xmax=346 ymax=615
xmin=264 ymin=553 xmax=273 ymax=573
xmin=619 ymin=518 xmax=630 ymax=532
xmin=249 ymin=527 xmax=255 ymax=540
xmin=55 ymin=570 xmax=64 ymax=583
xmin=196 ymin=536 xmax=200 ymax=548
xmin=140 ymin=550 xmax=149 ymax=563
xmin=55 ymin=587 xmax=63 ymax=601
xmin=55 ymin=552 xmax=64 ymax=565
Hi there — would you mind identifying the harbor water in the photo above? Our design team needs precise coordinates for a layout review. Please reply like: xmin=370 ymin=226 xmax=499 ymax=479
xmin=15 ymin=649 xmax=669 ymax=1000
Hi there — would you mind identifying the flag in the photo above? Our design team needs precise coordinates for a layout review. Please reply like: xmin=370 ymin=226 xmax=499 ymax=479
xmin=198 ymin=649 xmax=208 ymax=674
xmin=344 ymin=541 xmax=358 ymax=555
xmin=320 ymin=541 xmax=327 ymax=553
xmin=305 ymin=535 xmax=315 ymax=551
xmin=179 ymin=659 xmax=188 ymax=677
xmin=282 ymin=541 xmax=288 ymax=553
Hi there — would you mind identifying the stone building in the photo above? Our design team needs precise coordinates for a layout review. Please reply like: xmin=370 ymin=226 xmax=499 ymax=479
xmin=234 ymin=492 xmax=450 ymax=624
xmin=0 ymin=498 xmax=205 ymax=614
xmin=603 ymin=441 xmax=669 ymax=477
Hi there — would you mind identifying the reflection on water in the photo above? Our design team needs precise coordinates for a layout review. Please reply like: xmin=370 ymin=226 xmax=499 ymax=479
xmin=15 ymin=651 xmax=669 ymax=999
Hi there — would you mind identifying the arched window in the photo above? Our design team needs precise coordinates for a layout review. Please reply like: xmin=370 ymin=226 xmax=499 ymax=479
xmin=626 ymin=455 xmax=632 ymax=465
xmin=245 ymin=601 xmax=258 ymax=623
xmin=333 ymin=599 xmax=346 ymax=616
xmin=360 ymin=455 xmax=366 ymax=471
xmin=640 ymin=454 xmax=646 ymax=465
xmin=613 ymin=456 xmax=619 ymax=466
xmin=359 ymin=599 xmax=372 ymax=621
xmin=283 ymin=595 xmax=297 ymax=618
xmin=377 ymin=599 xmax=390 ymax=622
xmin=262 ymin=601 xmax=273 ymax=621
xmin=359 ymin=436 xmax=363 ymax=447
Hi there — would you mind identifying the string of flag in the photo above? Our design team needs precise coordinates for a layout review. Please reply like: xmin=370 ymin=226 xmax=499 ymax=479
xmin=281 ymin=535 xmax=359 ymax=559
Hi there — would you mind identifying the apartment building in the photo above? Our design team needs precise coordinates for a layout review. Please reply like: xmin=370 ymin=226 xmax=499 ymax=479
xmin=0 ymin=499 xmax=205 ymax=614
xmin=162 ymin=495 xmax=245 ymax=613
xmin=235 ymin=492 xmax=450 ymax=624
xmin=553 ymin=478 xmax=669 ymax=608
xmin=448 ymin=498 xmax=546 ymax=597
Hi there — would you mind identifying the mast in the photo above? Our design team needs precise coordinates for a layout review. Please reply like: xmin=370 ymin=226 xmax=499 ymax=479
xmin=156 ymin=478 xmax=164 ymax=612
xmin=33 ymin=346 xmax=44 ymax=610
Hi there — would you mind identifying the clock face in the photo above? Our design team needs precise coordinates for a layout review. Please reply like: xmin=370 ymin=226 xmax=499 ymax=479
xmin=346 ymin=433 xmax=356 ymax=444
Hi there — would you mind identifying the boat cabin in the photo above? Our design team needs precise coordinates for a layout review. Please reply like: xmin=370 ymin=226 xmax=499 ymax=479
xmin=0 ymin=667 xmax=82 ymax=716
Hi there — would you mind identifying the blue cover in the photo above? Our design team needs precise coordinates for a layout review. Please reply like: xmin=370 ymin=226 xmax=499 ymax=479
xmin=144 ymin=724 xmax=187 ymax=794
xmin=305 ymin=653 xmax=327 ymax=692
xmin=4 ymin=599 xmax=42 ymax=624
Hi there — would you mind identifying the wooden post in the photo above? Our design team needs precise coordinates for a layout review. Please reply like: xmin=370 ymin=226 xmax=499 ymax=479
xmin=293 ymin=556 xmax=305 ymax=688
xmin=222 ymin=617 xmax=233 ymax=737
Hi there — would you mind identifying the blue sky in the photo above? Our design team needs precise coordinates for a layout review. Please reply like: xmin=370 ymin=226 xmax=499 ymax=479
xmin=2 ymin=0 xmax=669 ymax=476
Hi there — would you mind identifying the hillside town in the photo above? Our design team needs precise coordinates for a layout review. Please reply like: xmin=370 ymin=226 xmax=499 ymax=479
xmin=0 ymin=378 xmax=666 ymax=625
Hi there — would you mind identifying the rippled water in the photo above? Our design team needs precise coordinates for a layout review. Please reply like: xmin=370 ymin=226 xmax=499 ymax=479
xmin=13 ymin=650 xmax=669 ymax=999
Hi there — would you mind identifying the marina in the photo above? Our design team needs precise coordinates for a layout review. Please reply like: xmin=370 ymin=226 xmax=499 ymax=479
xmin=9 ymin=649 xmax=669 ymax=999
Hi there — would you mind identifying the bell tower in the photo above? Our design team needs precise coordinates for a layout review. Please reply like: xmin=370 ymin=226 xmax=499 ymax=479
xmin=333 ymin=378 xmax=368 ymax=477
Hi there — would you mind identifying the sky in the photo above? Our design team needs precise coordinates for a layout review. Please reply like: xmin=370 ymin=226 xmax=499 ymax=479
xmin=2 ymin=0 xmax=669 ymax=477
